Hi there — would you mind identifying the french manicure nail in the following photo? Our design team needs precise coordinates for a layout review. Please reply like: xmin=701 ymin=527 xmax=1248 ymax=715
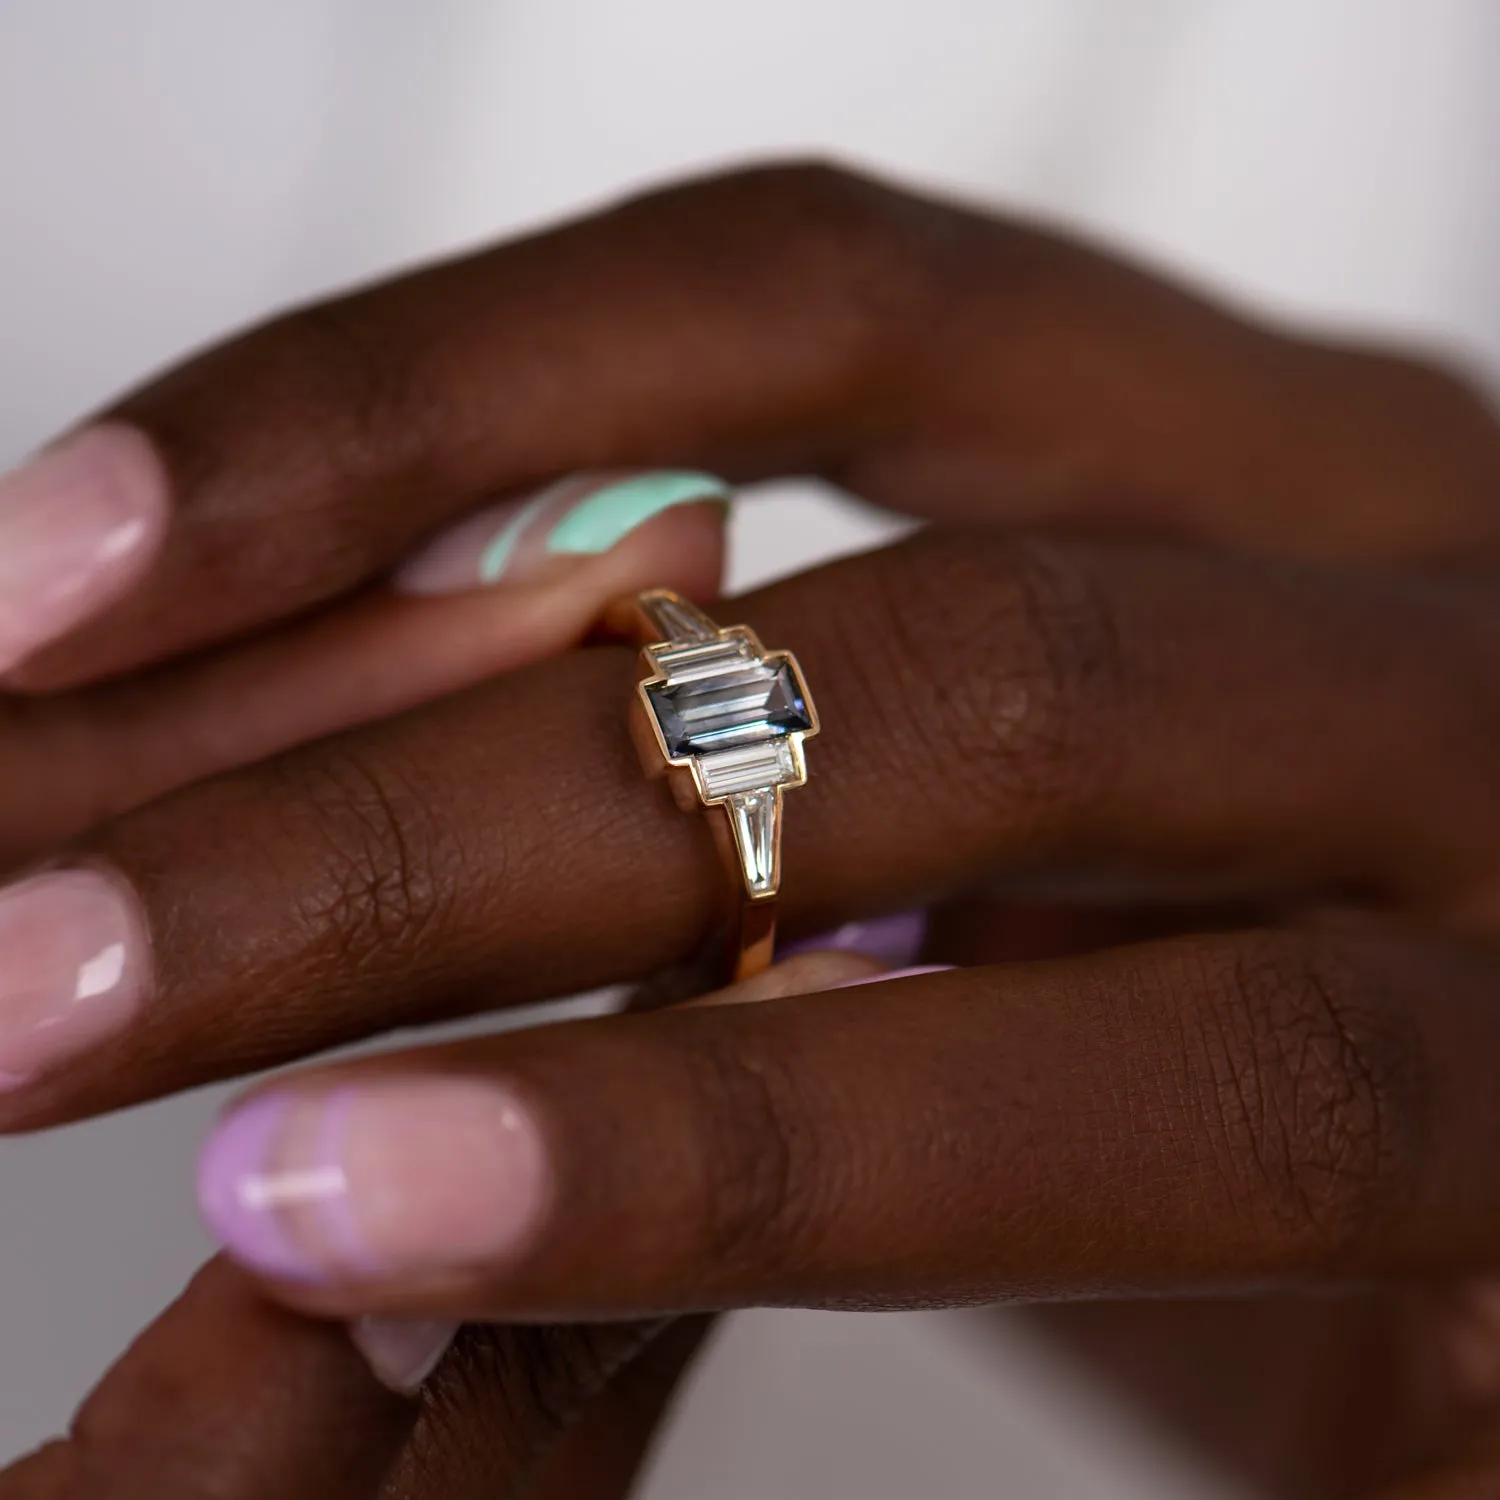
xmin=350 ymin=1317 xmax=460 ymax=1394
xmin=197 ymin=1078 xmax=549 ymax=1285
xmin=392 ymin=470 xmax=729 ymax=596
xmin=783 ymin=910 xmax=929 ymax=967
xmin=0 ymin=868 xmax=152 ymax=1087
xmin=0 ymin=424 xmax=169 ymax=673
xmin=833 ymin=965 xmax=956 ymax=989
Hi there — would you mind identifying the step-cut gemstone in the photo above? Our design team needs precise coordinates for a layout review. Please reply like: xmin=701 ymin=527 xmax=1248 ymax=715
xmin=647 ymin=649 xmax=813 ymax=758
xmin=652 ymin=637 xmax=754 ymax=683
xmin=697 ymin=739 xmax=797 ymax=799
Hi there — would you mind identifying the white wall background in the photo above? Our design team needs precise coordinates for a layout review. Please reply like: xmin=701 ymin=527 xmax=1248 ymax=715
xmin=2 ymin=2 xmax=1498 ymax=1493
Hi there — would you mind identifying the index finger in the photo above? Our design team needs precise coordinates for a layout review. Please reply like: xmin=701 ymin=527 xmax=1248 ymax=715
xmin=8 ymin=160 xmax=1498 ymax=689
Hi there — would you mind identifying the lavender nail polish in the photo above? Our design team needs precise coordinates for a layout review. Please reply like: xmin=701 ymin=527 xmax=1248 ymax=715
xmin=784 ymin=910 xmax=929 ymax=968
xmin=196 ymin=1091 xmax=324 ymax=1282
xmin=198 ymin=1077 xmax=550 ymax=1285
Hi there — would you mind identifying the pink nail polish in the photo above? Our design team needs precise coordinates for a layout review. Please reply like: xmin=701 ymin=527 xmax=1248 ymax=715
xmin=197 ymin=1078 xmax=549 ymax=1285
xmin=350 ymin=1317 xmax=460 ymax=1394
xmin=391 ymin=496 xmax=532 ymax=595
xmin=0 ymin=425 xmax=169 ymax=673
xmin=0 ymin=868 xmax=151 ymax=1087
xmin=783 ymin=910 xmax=928 ymax=967
xmin=833 ymin=965 xmax=956 ymax=989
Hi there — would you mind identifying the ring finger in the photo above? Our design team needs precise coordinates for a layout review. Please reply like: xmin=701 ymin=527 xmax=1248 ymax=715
xmin=4 ymin=526 xmax=1500 ymax=1126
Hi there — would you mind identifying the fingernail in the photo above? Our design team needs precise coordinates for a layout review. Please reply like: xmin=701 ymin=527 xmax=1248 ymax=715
xmin=0 ymin=424 xmax=169 ymax=673
xmin=833 ymin=965 xmax=956 ymax=990
xmin=350 ymin=1317 xmax=459 ymax=1394
xmin=392 ymin=470 xmax=729 ymax=595
xmin=783 ymin=910 xmax=928 ymax=967
xmin=0 ymin=868 xmax=152 ymax=1087
xmin=197 ymin=1078 xmax=550 ymax=1285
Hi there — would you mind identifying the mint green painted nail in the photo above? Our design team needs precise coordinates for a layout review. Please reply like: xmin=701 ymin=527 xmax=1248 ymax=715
xmin=546 ymin=471 xmax=730 ymax=556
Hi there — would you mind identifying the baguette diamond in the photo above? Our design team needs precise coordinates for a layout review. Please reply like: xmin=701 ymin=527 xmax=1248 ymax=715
xmin=698 ymin=740 xmax=797 ymax=799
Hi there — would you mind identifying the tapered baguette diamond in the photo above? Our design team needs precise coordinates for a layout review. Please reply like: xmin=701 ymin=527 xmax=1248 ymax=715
xmin=640 ymin=594 xmax=718 ymax=643
xmin=726 ymin=791 xmax=779 ymax=896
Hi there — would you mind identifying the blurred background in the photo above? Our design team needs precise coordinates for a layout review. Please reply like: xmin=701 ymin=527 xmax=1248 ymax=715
xmin=4 ymin=2 xmax=1500 ymax=1494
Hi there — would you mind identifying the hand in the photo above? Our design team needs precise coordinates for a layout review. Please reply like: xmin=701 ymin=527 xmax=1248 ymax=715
xmin=0 ymin=957 xmax=865 ymax=1500
xmin=0 ymin=463 xmax=724 ymax=872
xmin=7 ymin=161 xmax=1500 ymax=1496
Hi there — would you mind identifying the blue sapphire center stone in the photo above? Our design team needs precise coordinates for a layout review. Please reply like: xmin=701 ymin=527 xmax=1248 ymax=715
xmin=648 ymin=655 xmax=812 ymax=758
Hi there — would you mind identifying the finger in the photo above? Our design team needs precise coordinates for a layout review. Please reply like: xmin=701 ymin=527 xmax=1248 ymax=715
xmin=6 ymin=530 xmax=1500 ymax=1124
xmin=193 ymin=927 xmax=1500 ymax=1320
xmin=364 ymin=953 xmax=791 ymax=1493
xmin=0 ymin=480 xmax=723 ymax=866
xmin=0 ymin=1258 xmax=695 ymax=1500
xmin=523 ymin=1317 xmax=712 ymax=1500
xmin=379 ymin=1317 xmax=711 ymax=1500
xmin=0 ymin=1257 xmax=414 ymax=1500
xmin=346 ymin=950 xmax=866 ymax=1399
xmin=9 ymin=526 xmax=1500 ymax=1126
xmin=8 ymin=162 xmax=1498 ymax=690
xmin=923 ymin=890 xmax=1286 ymax=966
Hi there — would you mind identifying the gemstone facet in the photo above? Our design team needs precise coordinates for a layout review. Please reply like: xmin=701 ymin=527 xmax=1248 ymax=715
xmin=646 ymin=641 xmax=813 ymax=760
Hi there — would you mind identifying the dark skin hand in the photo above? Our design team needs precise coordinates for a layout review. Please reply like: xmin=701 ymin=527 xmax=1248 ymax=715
xmin=0 ymin=959 xmax=837 ymax=1500
xmin=9 ymin=161 xmax=1500 ymax=1496
xmin=0 ymin=1258 xmax=712 ymax=1500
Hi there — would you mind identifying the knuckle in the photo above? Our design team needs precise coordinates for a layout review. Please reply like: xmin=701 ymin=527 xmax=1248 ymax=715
xmin=680 ymin=1034 xmax=827 ymax=1275
xmin=401 ymin=1323 xmax=662 ymax=1489
xmin=1196 ymin=933 xmax=1426 ymax=1260
xmin=840 ymin=533 xmax=1127 ymax=841
xmin=170 ymin=295 xmax=439 ymax=604
xmin=272 ymin=746 xmax=448 ymax=982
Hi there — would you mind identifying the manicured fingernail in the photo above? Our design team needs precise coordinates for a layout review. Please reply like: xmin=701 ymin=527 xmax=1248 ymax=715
xmin=392 ymin=470 xmax=729 ymax=595
xmin=197 ymin=1078 xmax=549 ymax=1285
xmin=350 ymin=1317 xmax=459 ymax=1394
xmin=784 ymin=910 xmax=928 ymax=967
xmin=833 ymin=965 xmax=956 ymax=989
xmin=0 ymin=424 xmax=169 ymax=673
xmin=0 ymin=868 xmax=151 ymax=1087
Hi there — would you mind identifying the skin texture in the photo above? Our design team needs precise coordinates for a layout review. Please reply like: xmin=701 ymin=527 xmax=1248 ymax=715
xmin=0 ymin=499 xmax=724 ymax=868
xmin=8 ymin=160 xmax=1500 ymax=1495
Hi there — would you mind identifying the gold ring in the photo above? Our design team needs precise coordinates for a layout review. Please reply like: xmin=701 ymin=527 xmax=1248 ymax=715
xmin=608 ymin=588 xmax=819 ymax=981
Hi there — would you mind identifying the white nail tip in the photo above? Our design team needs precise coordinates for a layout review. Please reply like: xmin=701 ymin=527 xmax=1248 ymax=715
xmin=350 ymin=1316 xmax=460 ymax=1394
